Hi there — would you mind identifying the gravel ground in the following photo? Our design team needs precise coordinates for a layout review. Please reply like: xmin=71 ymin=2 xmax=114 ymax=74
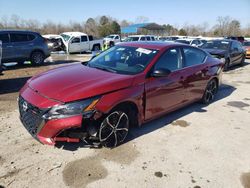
xmin=0 ymin=55 xmax=250 ymax=188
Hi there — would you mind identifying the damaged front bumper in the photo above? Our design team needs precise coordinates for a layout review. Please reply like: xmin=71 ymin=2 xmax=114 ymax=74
xmin=18 ymin=96 xmax=102 ymax=146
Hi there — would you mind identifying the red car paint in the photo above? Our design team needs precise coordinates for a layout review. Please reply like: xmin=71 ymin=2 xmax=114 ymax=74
xmin=19 ymin=42 xmax=223 ymax=145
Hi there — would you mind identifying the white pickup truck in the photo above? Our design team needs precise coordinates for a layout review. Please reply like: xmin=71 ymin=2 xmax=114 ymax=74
xmin=60 ymin=32 xmax=103 ymax=53
xmin=103 ymin=34 xmax=121 ymax=46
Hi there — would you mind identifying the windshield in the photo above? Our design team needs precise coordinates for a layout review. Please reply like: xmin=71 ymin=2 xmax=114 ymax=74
xmin=243 ymin=41 xmax=250 ymax=46
xmin=60 ymin=34 xmax=71 ymax=42
xmin=124 ymin=37 xmax=140 ymax=42
xmin=88 ymin=46 xmax=158 ymax=75
xmin=176 ymin=40 xmax=190 ymax=44
xmin=201 ymin=40 xmax=230 ymax=50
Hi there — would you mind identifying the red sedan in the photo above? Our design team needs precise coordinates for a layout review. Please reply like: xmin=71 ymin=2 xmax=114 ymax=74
xmin=19 ymin=42 xmax=223 ymax=148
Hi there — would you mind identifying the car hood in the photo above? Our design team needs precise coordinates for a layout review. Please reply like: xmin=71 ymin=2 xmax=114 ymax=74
xmin=203 ymin=48 xmax=227 ymax=55
xmin=28 ymin=64 xmax=134 ymax=103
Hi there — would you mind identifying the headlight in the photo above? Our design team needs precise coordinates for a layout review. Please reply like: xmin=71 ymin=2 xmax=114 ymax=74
xmin=43 ymin=97 xmax=100 ymax=120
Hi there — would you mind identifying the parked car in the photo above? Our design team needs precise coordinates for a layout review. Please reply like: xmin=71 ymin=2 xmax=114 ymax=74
xmin=60 ymin=32 xmax=103 ymax=53
xmin=243 ymin=41 xmax=250 ymax=58
xmin=225 ymin=36 xmax=245 ymax=43
xmin=0 ymin=40 xmax=2 ymax=73
xmin=103 ymin=34 xmax=121 ymax=47
xmin=43 ymin=34 xmax=65 ymax=52
xmin=123 ymin=35 xmax=155 ymax=42
xmin=18 ymin=42 xmax=223 ymax=148
xmin=201 ymin=39 xmax=246 ymax=71
xmin=175 ymin=38 xmax=203 ymax=47
xmin=0 ymin=30 xmax=50 ymax=65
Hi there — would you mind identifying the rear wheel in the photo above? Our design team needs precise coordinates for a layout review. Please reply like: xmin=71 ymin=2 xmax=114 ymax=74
xmin=93 ymin=45 xmax=100 ymax=51
xmin=99 ymin=108 xmax=130 ymax=148
xmin=30 ymin=51 xmax=45 ymax=65
xmin=201 ymin=79 xmax=218 ymax=104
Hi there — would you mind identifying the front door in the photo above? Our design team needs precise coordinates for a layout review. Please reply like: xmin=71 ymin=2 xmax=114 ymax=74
xmin=145 ymin=48 xmax=185 ymax=120
xmin=80 ymin=35 xmax=90 ymax=52
xmin=69 ymin=37 xmax=81 ymax=53
xmin=0 ymin=33 xmax=12 ymax=62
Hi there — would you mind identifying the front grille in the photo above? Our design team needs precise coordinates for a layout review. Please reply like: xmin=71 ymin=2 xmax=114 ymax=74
xmin=18 ymin=96 xmax=46 ymax=139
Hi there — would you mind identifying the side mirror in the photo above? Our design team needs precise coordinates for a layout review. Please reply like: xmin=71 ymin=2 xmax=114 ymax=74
xmin=151 ymin=68 xmax=171 ymax=77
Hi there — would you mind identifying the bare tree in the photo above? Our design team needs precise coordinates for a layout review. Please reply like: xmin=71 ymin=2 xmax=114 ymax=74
xmin=135 ymin=16 xmax=149 ymax=23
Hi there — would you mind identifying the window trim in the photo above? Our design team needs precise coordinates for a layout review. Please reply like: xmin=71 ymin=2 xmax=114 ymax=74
xmin=181 ymin=46 xmax=208 ymax=69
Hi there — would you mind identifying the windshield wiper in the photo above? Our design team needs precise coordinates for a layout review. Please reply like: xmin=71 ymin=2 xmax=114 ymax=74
xmin=90 ymin=65 xmax=117 ymax=73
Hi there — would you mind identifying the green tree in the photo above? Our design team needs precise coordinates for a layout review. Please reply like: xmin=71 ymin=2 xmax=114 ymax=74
xmin=110 ymin=21 xmax=121 ymax=34
xmin=178 ymin=28 xmax=187 ymax=36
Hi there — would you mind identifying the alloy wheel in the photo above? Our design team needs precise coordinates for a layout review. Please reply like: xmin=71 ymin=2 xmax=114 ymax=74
xmin=204 ymin=80 xmax=217 ymax=103
xmin=31 ymin=52 xmax=44 ymax=65
xmin=99 ymin=111 xmax=129 ymax=148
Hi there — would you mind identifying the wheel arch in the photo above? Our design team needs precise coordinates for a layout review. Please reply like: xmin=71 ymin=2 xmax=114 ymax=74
xmin=29 ymin=49 xmax=45 ymax=58
xmin=107 ymin=100 xmax=140 ymax=127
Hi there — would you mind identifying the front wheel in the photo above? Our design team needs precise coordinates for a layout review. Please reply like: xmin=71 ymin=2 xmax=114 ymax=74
xmin=201 ymin=79 xmax=218 ymax=104
xmin=30 ymin=51 xmax=45 ymax=65
xmin=99 ymin=110 xmax=129 ymax=148
xmin=93 ymin=45 xmax=100 ymax=51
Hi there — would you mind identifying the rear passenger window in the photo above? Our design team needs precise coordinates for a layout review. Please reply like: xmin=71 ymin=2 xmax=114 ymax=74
xmin=140 ymin=37 xmax=146 ymax=41
xmin=154 ymin=48 xmax=182 ymax=71
xmin=88 ymin=35 xmax=93 ymax=41
xmin=0 ymin=34 xmax=9 ymax=43
xmin=146 ymin=36 xmax=151 ymax=41
xmin=183 ymin=47 xmax=206 ymax=67
xmin=27 ymin=34 xmax=35 ymax=41
xmin=10 ymin=33 xmax=28 ymax=42
xmin=81 ymin=36 xmax=88 ymax=42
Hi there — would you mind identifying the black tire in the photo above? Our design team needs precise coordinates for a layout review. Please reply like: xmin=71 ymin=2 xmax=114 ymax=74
xmin=201 ymin=79 xmax=218 ymax=104
xmin=93 ymin=45 xmax=100 ymax=51
xmin=30 ymin=51 xmax=45 ymax=66
xmin=99 ymin=107 xmax=130 ymax=148
xmin=223 ymin=58 xmax=230 ymax=71
xmin=109 ymin=42 xmax=114 ymax=47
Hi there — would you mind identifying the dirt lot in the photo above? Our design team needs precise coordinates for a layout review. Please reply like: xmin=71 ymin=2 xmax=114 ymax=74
xmin=0 ymin=55 xmax=250 ymax=188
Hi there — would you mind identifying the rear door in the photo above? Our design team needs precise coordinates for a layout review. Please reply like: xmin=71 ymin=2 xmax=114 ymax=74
xmin=145 ymin=48 xmax=185 ymax=120
xmin=9 ymin=33 xmax=31 ymax=59
xmin=81 ymin=35 xmax=90 ymax=51
xmin=230 ymin=41 xmax=242 ymax=64
xmin=181 ymin=47 xmax=209 ymax=101
xmin=0 ymin=33 xmax=11 ymax=62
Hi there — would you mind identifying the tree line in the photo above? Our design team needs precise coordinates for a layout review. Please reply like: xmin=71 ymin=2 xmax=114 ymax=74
xmin=0 ymin=15 xmax=249 ymax=37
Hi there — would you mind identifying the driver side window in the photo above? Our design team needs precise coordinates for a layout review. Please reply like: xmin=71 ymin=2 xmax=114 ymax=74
xmin=71 ymin=37 xmax=80 ymax=43
xmin=154 ymin=48 xmax=182 ymax=71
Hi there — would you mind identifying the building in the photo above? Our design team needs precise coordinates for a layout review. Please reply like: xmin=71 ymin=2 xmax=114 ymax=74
xmin=121 ymin=23 xmax=164 ymax=36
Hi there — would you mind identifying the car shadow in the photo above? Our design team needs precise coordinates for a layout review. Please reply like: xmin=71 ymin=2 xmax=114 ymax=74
xmin=225 ymin=61 xmax=250 ymax=71
xmin=2 ymin=60 xmax=81 ymax=71
xmin=0 ymin=76 xmax=31 ymax=95
xmin=56 ymin=83 xmax=236 ymax=151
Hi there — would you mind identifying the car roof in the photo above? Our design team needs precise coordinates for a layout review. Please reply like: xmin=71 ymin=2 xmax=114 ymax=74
xmin=61 ymin=32 xmax=87 ymax=37
xmin=208 ymin=39 xmax=234 ymax=43
xmin=0 ymin=29 xmax=40 ymax=35
xmin=117 ymin=41 xmax=188 ymax=50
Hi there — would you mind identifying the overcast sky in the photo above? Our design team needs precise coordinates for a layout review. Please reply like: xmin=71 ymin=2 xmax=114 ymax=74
xmin=0 ymin=0 xmax=249 ymax=28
